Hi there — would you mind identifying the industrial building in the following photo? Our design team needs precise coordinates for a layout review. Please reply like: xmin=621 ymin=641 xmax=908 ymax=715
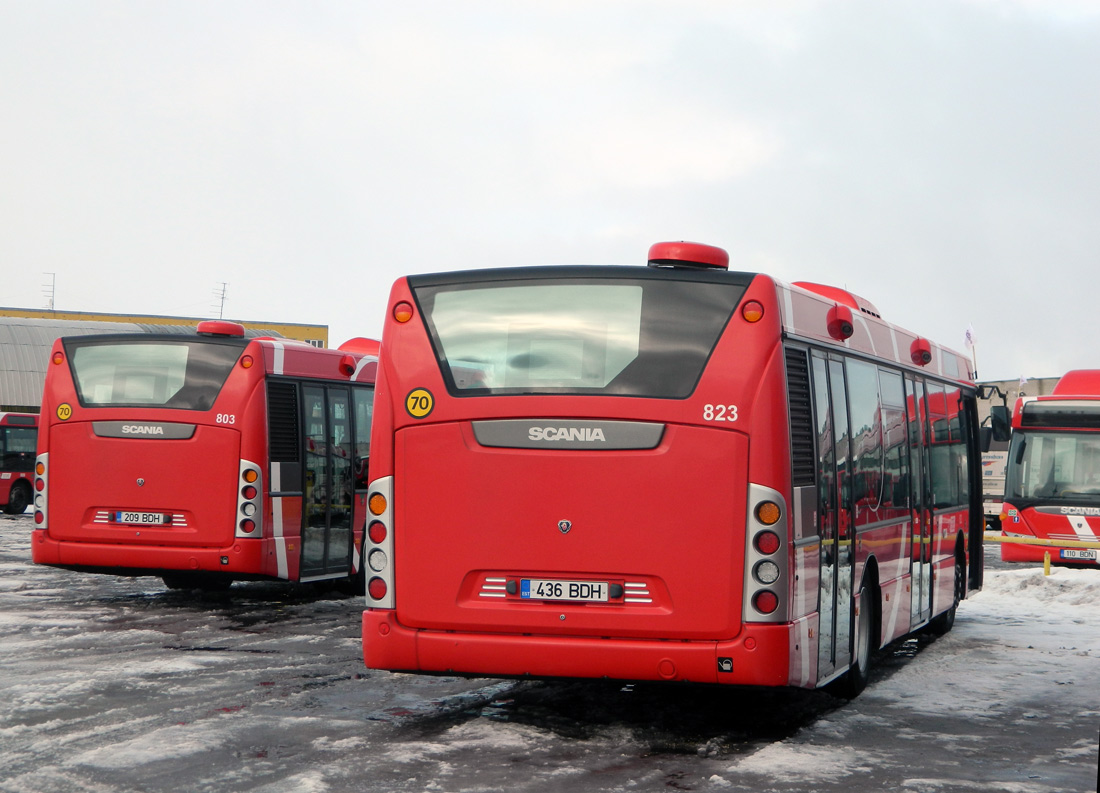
xmin=0 ymin=308 xmax=327 ymax=413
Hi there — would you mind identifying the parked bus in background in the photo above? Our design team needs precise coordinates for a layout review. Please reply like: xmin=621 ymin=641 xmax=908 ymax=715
xmin=33 ymin=322 xmax=378 ymax=591
xmin=1 ymin=412 xmax=38 ymax=514
xmin=361 ymin=241 xmax=983 ymax=696
xmin=1000 ymin=370 xmax=1100 ymax=567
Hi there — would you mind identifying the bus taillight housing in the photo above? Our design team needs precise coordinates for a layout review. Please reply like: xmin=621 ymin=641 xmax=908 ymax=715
xmin=364 ymin=476 xmax=395 ymax=609
xmin=235 ymin=461 xmax=262 ymax=538
xmin=744 ymin=484 xmax=789 ymax=623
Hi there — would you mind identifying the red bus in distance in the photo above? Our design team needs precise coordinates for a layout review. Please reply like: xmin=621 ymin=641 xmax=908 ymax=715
xmin=1 ymin=412 xmax=38 ymax=515
xmin=1000 ymin=369 xmax=1100 ymax=567
xmin=33 ymin=321 xmax=378 ymax=591
xmin=362 ymin=241 xmax=983 ymax=696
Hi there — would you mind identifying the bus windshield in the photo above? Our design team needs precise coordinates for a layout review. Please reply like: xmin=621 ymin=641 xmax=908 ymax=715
xmin=411 ymin=273 xmax=747 ymax=398
xmin=65 ymin=339 xmax=244 ymax=410
xmin=1006 ymin=430 xmax=1100 ymax=499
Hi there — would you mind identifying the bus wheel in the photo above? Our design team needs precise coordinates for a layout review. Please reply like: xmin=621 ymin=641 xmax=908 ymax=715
xmin=4 ymin=482 xmax=30 ymax=514
xmin=928 ymin=554 xmax=964 ymax=636
xmin=830 ymin=585 xmax=875 ymax=699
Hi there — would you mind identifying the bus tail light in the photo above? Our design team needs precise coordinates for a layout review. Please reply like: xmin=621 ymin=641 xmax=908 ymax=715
xmin=393 ymin=302 xmax=414 ymax=323
xmin=364 ymin=477 xmax=395 ymax=609
xmin=753 ymin=590 xmax=779 ymax=614
xmin=33 ymin=453 xmax=48 ymax=529
xmin=51 ymin=351 xmax=64 ymax=365
xmin=235 ymin=461 xmax=262 ymax=538
xmin=368 ymin=577 xmax=388 ymax=600
xmin=744 ymin=484 xmax=789 ymax=623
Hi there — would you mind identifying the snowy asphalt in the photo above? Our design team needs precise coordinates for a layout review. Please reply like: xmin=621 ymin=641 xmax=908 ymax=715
xmin=1 ymin=513 xmax=1097 ymax=793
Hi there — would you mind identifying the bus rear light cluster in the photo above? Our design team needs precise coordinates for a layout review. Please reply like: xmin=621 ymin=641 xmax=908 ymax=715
xmin=33 ymin=454 xmax=48 ymax=528
xmin=235 ymin=460 xmax=262 ymax=538
xmin=364 ymin=476 xmax=395 ymax=609
xmin=744 ymin=484 xmax=789 ymax=623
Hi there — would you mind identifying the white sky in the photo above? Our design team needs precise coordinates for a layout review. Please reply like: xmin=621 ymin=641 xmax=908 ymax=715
xmin=3 ymin=1 xmax=1099 ymax=381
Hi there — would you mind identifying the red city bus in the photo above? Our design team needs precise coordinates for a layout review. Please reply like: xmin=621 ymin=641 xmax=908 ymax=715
xmin=1000 ymin=369 xmax=1100 ymax=567
xmin=361 ymin=241 xmax=983 ymax=695
xmin=32 ymin=321 xmax=378 ymax=591
xmin=1 ymin=412 xmax=38 ymax=514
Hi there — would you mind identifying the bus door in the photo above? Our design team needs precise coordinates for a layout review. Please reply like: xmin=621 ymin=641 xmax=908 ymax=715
xmin=302 ymin=384 xmax=354 ymax=579
xmin=906 ymin=376 xmax=933 ymax=625
xmin=811 ymin=353 xmax=854 ymax=680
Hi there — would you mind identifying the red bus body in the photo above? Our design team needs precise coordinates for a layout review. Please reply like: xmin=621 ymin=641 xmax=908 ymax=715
xmin=1 ymin=412 xmax=38 ymax=514
xmin=1000 ymin=369 xmax=1100 ymax=567
xmin=32 ymin=324 xmax=378 ymax=589
xmin=362 ymin=244 xmax=982 ymax=691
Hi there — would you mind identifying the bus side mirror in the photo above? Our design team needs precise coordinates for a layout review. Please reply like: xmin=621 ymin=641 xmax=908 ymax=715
xmin=989 ymin=405 xmax=1011 ymax=444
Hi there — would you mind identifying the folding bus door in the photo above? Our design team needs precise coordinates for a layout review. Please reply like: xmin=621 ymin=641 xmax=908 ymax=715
xmin=811 ymin=352 xmax=854 ymax=682
xmin=301 ymin=384 xmax=354 ymax=579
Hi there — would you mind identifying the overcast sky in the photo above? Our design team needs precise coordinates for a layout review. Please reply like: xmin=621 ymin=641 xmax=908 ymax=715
xmin=3 ymin=1 xmax=1098 ymax=381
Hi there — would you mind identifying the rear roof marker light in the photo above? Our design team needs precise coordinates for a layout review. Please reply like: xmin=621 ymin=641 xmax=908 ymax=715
xmin=647 ymin=241 xmax=729 ymax=270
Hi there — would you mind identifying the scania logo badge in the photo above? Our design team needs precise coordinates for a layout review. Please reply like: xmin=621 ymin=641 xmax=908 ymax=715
xmin=136 ymin=478 xmax=145 ymax=487
xmin=558 ymin=520 xmax=572 ymax=534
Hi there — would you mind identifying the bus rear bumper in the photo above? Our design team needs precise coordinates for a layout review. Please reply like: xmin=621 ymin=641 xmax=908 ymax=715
xmin=362 ymin=610 xmax=809 ymax=687
xmin=1001 ymin=537 xmax=1100 ymax=565
xmin=30 ymin=530 xmax=271 ymax=576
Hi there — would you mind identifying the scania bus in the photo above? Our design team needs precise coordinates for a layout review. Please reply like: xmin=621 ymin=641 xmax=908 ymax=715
xmin=1000 ymin=369 xmax=1100 ymax=567
xmin=32 ymin=322 xmax=378 ymax=591
xmin=361 ymin=242 xmax=983 ymax=695
xmin=1 ymin=412 xmax=38 ymax=514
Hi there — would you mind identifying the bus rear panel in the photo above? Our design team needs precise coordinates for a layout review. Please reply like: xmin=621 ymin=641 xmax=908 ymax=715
xmin=33 ymin=325 xmax=377 ymax=587
xmin=363 ymin=244 xmax=982 ymax=690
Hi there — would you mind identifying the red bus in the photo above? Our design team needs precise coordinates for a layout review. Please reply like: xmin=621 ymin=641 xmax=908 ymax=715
xmin=1 ymin=412 xmax=38 ymax=514
xmin=1000 ymin=369 xmax=1100 ymax=567
xmin=32 ymin=321 xmax=378 ymax=591
xmin=361 ymin=241 xmax=983 ymax=695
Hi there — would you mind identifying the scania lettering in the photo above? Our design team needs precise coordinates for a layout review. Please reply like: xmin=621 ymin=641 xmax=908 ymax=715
xmin=33 ymin=322 xmax=379 ymax=592
xmin=362 ymin=242 xmax=983 ymax=696
xmin=528 ymin=427 xmax=606 ymax=442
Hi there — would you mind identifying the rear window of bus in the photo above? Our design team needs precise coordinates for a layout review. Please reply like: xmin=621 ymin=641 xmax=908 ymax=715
xmin=64 ymin=339 xmax=245 ymax=411
xmin=410 ymin=269 xmax=749 ymax=399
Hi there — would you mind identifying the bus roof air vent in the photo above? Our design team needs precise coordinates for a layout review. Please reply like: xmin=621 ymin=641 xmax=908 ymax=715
xmin=793 ymin=282 xmax=881 ymax=319
xmin=647 ymin=241 xmax=729 ymax=270
xmin=196 ymin=320 xmax=246 ymax=337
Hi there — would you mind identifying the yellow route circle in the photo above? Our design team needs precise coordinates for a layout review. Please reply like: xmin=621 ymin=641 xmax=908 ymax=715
xmin=405 ymin=388 xmax=434 ymax=418
xmin=56 ymin=403 xmax=73 ymax=421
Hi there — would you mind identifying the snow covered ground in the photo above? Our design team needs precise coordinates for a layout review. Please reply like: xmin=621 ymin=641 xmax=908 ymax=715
xmin=1 ymin=515 xmax=1097 ymax=793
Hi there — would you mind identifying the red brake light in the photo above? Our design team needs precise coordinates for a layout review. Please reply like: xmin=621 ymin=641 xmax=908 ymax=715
xmin=753 ymin=590 xmax=779 ymax=614
xmin=754 ymin=530 xmax=781 ymax=555
xmin=242 ymin=485 xmax=257 ymax=500
xmin=368 ymin=521 xmax=387 ymax=544
xmin=368 ymin=577 xmax=388 ymax=600
xmin=239 ymin=519 xmax=255 ymax=533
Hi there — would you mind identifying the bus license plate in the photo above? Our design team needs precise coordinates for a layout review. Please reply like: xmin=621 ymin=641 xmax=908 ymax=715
xmin=1060 ymin=548 xmax=1097 ymax=561
xmin=521 ymin=579 xmax=609 ymax=602
xmin=113 ymin=511 xmax=169 ymax=526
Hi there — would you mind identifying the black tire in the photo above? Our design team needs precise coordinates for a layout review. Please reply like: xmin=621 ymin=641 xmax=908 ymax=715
xmin=831 ymin=585 xmax=875 ymax=699
xmin=928 ymin=554 xmax=964 ymax=636
xmin=4 ymin=482 xmax=31 ymax=515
